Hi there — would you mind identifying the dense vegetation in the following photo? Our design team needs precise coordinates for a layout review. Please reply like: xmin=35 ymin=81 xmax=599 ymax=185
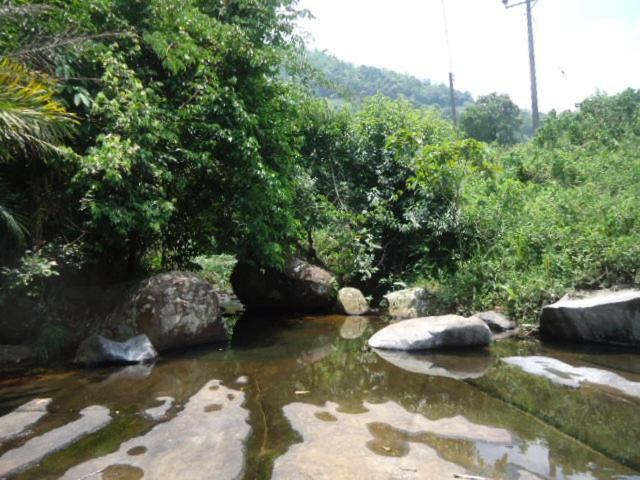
xmin=1 ymin=0 xmax=638 ymax=346
xmin=306 ymin=49 xmax=473 ymax=112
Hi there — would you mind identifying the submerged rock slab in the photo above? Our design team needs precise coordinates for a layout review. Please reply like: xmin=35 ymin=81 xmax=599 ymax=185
xmin=539 ymin=289 xmax=640 ymax=347
xmin=75 ymin=334 xmax=158 ymax=366
xmin=144 ymin=396 xmax=174 ymax=420
xmin=61 ymin=380 xmax=250 ymax=480
xmin=503 ymin=356 xmax=640 ymax=398
xmin=337 ymin=287 xmax=369 ymax=316
xmin=0 ymin=398 xmax=51 ymax=443
xmin=272 ymin=400 xmax=510 ymax=479
xmin=368 ymin=315 xmax=492 ymax=351
xmin=340 ymin=316 xmax=370 ymax=340
xmin=0 ymin=405 xmax=111 ymax=477
xmin=384 ymin=287 xmax=430 ymax=319
xmin=375 ymin=350 xmax=492 ymax=379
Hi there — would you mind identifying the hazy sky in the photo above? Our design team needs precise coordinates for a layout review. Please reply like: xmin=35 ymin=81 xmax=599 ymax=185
xmin=297 ymin=0 xmax=640 ymax=112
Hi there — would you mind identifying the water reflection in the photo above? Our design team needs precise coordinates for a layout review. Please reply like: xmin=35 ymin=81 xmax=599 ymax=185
xmin=503 ymin=356 xmax=640 ymax=398
xmin=374 ymin=350 xmax=492 ymax=379
xmin=0 ymin=314 xmax=638 ymax=479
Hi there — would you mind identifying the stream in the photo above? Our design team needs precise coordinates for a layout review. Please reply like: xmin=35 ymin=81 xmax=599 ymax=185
xmin=0 ymin=314 xmax=639 ymax=479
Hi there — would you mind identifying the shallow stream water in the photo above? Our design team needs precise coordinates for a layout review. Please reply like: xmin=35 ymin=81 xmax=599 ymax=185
xmin=1 ymin=314 xmax=639 ymax=479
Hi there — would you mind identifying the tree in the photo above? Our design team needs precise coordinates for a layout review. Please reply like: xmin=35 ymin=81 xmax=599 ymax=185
xmin=0 ymin=58 xmax=75 ymax=247
xmin=460 ymin=93 xmax=522 ymax=145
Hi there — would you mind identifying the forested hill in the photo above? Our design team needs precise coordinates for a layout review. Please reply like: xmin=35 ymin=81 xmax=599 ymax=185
xmin=307 ymin=50 xmax=473 ymax=110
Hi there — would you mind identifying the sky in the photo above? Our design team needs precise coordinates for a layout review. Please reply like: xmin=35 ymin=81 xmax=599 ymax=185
xmin=297 ymin=0 xmax=640 ymax=112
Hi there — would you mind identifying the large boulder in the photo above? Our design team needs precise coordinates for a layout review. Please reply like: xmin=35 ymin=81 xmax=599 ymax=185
xmin=384 ymin=287 xmax=430 ymax=318
xmin=231 ymin=258 xmax=335 ymax=313
xmin=75 ymin=334 xmax=157 ymax=366
xmin=337 ymin=287 xmax=369 ymax=315
xmin=539 ymin=289 xmax=640 ymax=347
xmin=106 ymin=272 xmax=226 ymax=352
xmin=368 ymin=315 xmax=492 ymax=351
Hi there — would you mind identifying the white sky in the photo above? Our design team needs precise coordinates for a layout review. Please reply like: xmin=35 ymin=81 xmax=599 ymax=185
xmin=297 ymin=0 xmax=640 ymax=112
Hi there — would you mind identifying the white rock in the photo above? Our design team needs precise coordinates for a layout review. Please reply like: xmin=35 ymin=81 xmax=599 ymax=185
xmin=368 ymin=315 xmax=492 ymax=351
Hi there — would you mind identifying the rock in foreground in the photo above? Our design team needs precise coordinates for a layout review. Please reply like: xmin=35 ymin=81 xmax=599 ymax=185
xmin=231 ymin=258 xmax=335 ymax=313
xmin=540 ymin=289 xmax=640 ymax=347
xmin=107 ymin=272 xmax=226 ymax=352
xmin=337 ymin=287 xmax=369 ymax=315
xmin=74 ymin=334 xmax=157 ymax=366
xmin=368 ymin=315 xmax=492 ymax=351
xmin=384 ymin=287 xmax=430 ymax=318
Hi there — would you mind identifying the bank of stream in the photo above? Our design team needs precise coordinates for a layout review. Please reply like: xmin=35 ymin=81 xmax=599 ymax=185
xmin=0 ymin=314 xmax=639 ymax=479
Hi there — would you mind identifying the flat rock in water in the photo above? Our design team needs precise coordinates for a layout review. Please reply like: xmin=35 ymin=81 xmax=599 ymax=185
xmin=272 ymin=400 xmax=510 ymax=480
xmin=471 ymin=311 xmax=516 ymax=332
xmin=61 ymin=380 xmax=250 ymax=480
xmin=503 ymin=356 xmax=640 ymax=398
xmin=337 ymin=287 xmax=369 ymax=315
xmin=0 ymin=398 xmax=51 ymax=443
xmin=368 ymin=315 xmax=492 ymax=351
xmin=384 ymin=287 xmax=430 ymax=319
xmin=340 ymin=316 xmax=370 ymax=339
xmin=374 ymin=350 xmax=492 ymax=379
xmin=0 ymin=405 xmax=111 ymax=478
xmin=539 ymin=289 xmax=640 ymax=347
xmin=74 ymin=334 xmax=158 ymax=366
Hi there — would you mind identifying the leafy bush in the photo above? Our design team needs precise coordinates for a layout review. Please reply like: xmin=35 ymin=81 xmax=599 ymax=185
xmin=433 ymin=90 xmax=640 ymax=323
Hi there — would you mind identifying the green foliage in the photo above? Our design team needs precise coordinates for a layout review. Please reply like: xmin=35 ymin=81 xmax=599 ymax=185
xmin=33 ymin=323 xmax=68 ymax=361
xmin=306 ymin=50 xmax=473 ymax=113
xmin=303 ymin=95 xmax=488 ymax=290
xmin=437 ymin=90 xmax=640 ymax=322
xmin=193 ymin=254 xmax=237 ymax=292
xmin=460 ymin=93 xmax=522 ymax=145
xmin=0 ymin=249 xmax=59 ymax=300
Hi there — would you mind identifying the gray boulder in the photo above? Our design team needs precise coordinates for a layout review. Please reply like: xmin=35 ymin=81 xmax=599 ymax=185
xmin=337 ymin=287 xmax=369 ymax=315
xmin=231 ymin=258 xmax=335 ymax=313
xmin=368 ymin=315 xmax=492 ymax=351
xmin=472 ymin=310 xmax=516 ymax=332
xmin=106 ymin=272 xmax=226 ymax=352
xmin=384 ymin=287 xmax=430 ymax=318
xmin=539 ymin=289 xmax=640 ymax=347
xmin=75 ymin=334 xmax=157 ymax=366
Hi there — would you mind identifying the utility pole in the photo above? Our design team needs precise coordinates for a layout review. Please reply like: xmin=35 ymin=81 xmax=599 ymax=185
xmin=448 ymin=72 xmax=458 ymax=126
xmin=441 ymin=0 xmax=457 ymax=126
xmin=504 ymin=0 xmax=540 ymax=130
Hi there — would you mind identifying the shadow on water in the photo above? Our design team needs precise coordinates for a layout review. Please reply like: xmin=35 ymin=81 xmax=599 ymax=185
xmin=0 ymin=314 xmax=638 ymax=479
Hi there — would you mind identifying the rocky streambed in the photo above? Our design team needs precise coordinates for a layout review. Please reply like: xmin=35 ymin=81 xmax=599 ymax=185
xmin=0 ymin=314 xmax=639 ymax=479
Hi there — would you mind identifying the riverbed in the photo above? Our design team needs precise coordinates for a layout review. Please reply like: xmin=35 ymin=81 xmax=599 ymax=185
xmin=0 ymin=314 xmax=639 ymax=479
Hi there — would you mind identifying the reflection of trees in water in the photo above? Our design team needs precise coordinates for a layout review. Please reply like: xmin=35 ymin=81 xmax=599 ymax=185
xmin=472 ymin=360 xmax=640 ymax=475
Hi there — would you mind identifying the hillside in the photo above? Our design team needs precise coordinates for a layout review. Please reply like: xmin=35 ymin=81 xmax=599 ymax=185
xmin=306 ymin=49 xmax=473 ymax=110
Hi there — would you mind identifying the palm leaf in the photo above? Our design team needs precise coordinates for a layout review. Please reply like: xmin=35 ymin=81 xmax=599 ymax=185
xmin=0 ymin=177 xmax=28 ymax=245
xmin=0 ymin=58 xmax=76 ymax=158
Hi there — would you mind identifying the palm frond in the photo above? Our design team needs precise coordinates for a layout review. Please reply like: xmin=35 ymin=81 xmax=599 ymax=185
xmin=0 ymin=178 xmax=28 ymax=245
xmin=0 ymin=58 xmax=76 ymax=158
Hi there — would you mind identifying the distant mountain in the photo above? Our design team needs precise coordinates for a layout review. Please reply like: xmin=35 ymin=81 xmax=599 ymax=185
xmin=306 ymin=50 xmax=473 ymax=111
